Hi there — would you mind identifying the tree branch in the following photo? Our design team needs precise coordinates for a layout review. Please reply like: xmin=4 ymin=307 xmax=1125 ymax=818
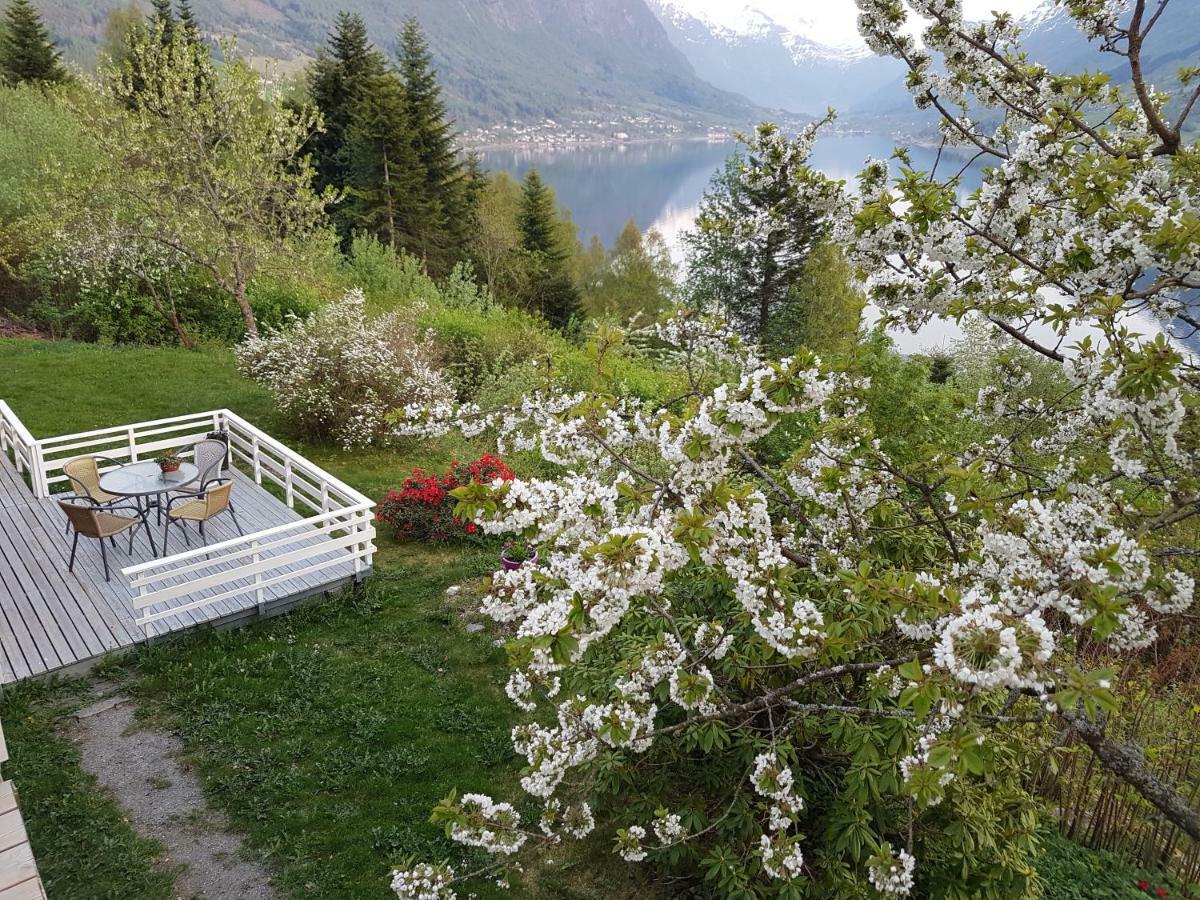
xmin=1062 ymin=711 xmax=1200 ymax=841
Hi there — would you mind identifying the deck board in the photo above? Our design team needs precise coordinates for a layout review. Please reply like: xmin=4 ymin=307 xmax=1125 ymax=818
xmin=0 ymin=456 xmax=366 ymax=684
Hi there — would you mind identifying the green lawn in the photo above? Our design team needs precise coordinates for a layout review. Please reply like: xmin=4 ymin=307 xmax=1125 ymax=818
xmin=0 ymin=338 xmax=634 ymax=899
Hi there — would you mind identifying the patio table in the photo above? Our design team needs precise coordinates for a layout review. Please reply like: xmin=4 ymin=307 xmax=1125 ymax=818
xmin=99 ymin=460 xmax=199 ymax=525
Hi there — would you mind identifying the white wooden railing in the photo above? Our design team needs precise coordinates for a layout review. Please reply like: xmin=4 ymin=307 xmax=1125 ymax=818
xmin=0 ymin=404 xmax=375 ymax=633
xmin=0 ymin=400 xmax=43 ymax=495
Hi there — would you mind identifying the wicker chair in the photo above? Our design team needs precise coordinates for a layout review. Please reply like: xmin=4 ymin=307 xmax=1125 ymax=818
xmin=61 ymin=455 xmax=122 ymax=533
xmin=162 ymin=478 xmax=242 ymax=555
xmin=59 ymin=496 xmax=156 ymax=581
xmin=191 ymin=439 xmax=228 ymax=486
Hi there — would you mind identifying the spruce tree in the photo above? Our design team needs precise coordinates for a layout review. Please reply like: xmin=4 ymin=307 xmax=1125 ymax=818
xmin=518 ymin=169 xmax=562 ymax=261
xmin=396 ymin=16 xmax=471 ymax=274
xmin=517 ymin=169 xmax=581 ymax=330
xmin=176 ymin=0 xmax=200 ymax=45
xmin=0 ymin=0 xmax=66 ymax=86
xmin=150 ymin=0 xmax=173 ymax=44
xmin=342 ymin=71 xmax=423 ymax=252
xmin=306 ymin=12 xmax=385 ymax=204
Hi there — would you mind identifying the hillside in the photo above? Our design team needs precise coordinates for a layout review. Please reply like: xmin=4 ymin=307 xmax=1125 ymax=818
xmin=649 ymin=0 xmax=905 ymax=118
xmin=648 ymin=0 xmax=1200 ymax=135
xmin=37 ymin=0 xmax=763 ymax=131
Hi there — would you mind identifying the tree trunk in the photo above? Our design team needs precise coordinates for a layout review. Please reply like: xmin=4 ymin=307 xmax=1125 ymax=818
xmin=382 ymin=151 xmax=397 ymax=252
xmin=233 ymin=272 xmax=257 ymax=340
xmin=1064 ymin=712 xmax=1200 ymax=841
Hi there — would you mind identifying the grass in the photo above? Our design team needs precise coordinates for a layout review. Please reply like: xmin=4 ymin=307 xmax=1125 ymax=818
xmin=118 ymin=549 xmax=527 ymax=899
xmin=0 ymin=681 xmax=178 ymax=899
xmin=0 ymin=339 xmax=281 ymax=437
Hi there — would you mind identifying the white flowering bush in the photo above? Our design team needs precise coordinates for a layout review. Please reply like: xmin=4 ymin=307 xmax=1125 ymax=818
xmin=387 ymin=3 xmax=1199 ymax=897
xmin=236 ymin=289 xmax=452 ymax=448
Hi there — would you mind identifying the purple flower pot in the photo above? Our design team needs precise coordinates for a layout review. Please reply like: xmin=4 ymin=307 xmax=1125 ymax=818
xmin=501 ymin=549 xmax=537 ymax=571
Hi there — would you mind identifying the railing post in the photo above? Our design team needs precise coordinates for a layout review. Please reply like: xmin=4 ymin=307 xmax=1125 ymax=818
xmin=352 ymin=513 xmax=363 ymax=577
xmin=138 ymin=583 xmax=153 ymax=639
xmin=251 ymin=436 xmax=262 ymax=484
xmin=128 ymin=426 xmax=138 ymax=463
xmin=284 ymin=457 xmax=294 ymax=508
xmin=32 ymin=443 xmax=48 ymax=499
xmin=253 ymin=539 xmax=266 ymax=615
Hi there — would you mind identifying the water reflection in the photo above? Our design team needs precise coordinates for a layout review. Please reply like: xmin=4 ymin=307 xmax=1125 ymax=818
xmin=480 ymin=135 xmax=1194 ymax=357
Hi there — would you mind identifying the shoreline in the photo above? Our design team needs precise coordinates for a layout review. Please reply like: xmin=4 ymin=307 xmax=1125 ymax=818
xmin=464 ymin=132 xmax=736 ymax=154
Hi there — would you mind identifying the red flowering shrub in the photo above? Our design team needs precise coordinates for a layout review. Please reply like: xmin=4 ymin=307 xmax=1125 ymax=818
xmin=376 ymin=454 xmax=514 ymax=543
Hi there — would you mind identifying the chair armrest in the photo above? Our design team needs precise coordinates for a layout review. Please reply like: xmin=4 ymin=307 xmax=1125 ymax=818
xmin=58 ymin=493 xmax=101 ymax=507
xmin=102 ymin=504 xmax=146 ymax=517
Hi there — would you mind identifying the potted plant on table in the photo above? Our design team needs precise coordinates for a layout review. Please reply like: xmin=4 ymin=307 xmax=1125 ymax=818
xmin=156 ymin=450 xmax=182 ymax=474
xmin=500 ymin=540 xmax=537 ymax=571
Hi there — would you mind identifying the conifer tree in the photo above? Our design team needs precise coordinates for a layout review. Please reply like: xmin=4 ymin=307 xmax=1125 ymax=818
xmin=517 ymin=168 xmax=581 ymax=330
xmin=518 ymin=169 xmax=562 ymax=261
xmin=306 ymin=12 xmax=385 ymax=199
xmin=0 ymin=0 xmax=66 ymax=86
xmin=342 ymin=71 xmax=423 ymax=252
xmin=150 ymin=0 xmax=174 ymax=44
xmin=176 ymin=0 xmax=200 ymax=45
xmin=396 ymin=16 xmax=471 ymax=274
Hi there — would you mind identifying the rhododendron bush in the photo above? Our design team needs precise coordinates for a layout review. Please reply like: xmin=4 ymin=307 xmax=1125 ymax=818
xmin=386 ymin=2 xmax=1199 ymax=897
xmin=236 ymin=289 xmax=452 ymax=448
xmin=377 ymin=454 xmax=514 ymax=543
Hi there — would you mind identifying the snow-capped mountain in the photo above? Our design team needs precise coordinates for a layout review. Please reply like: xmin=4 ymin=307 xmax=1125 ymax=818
xmin=652 ymin=0 xmax=1200 ymax=129
xmin=648 ymin=0 xmax=903 ymax=116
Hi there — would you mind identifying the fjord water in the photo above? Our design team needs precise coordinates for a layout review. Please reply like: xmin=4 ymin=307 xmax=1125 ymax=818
xmin=480 ymin=132 xmax=952 ymax=253
xmin=482 ymin=133 xmax=1196 ymax=356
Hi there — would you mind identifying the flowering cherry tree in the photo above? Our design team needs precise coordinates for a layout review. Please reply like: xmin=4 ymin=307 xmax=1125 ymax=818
xmin=387 ymin=3 xmax=1199 ymax=897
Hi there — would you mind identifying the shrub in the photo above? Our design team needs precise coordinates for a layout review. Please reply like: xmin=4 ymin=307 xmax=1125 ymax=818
xmin=235 ymin=289 xmax=452 ymax=448
xmin=376 ymin=454 xmax=514 ymax=543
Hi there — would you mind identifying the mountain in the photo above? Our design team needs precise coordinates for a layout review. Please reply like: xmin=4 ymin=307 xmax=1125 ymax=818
xmin=650 ymin=0 xmax=1200 ymax=133
xmin=847 ymin=0 xmax=1200 ymax=131
xmin=648 ymin=0 xmax=905 ymax=117
xmin=38 ymin=0 xmax=764 ymax=129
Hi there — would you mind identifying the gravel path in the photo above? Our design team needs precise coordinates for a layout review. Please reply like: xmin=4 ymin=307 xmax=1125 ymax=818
xmin=69 ymin=689 xmax=278 ymax=900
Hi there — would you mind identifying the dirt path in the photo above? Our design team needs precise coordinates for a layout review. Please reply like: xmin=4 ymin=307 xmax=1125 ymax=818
xmin=69 ymin=688 xmax=279 ymax=900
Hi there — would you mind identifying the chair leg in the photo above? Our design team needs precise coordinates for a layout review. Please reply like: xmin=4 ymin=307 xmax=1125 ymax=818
xmin=68 ymin=532 xmax=79 ymax=573
xmin=228 ymin=506 xmax=243 ymax=536
xmin=100 ymin=538 xmax=110 ymax=582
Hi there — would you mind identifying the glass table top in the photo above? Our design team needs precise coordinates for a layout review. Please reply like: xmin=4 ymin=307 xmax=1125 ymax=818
xmin=98 ymin=460 xmax=200 ymax=497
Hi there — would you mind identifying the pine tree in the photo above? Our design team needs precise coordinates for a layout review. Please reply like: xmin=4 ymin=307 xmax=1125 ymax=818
xmin=684 ymin=123 xmax=832 ymax=348
xmin=0 ymin=0 xmax=66 ymax=86
xmin=150 ymin=0 xmax=173 ymax=44
xmin=342 ymin=71 xmax=423 ymax=252
xmin=306 ymin=12 xmax=385 ymax=201
xmin=518 ymin=169 xmax=562 ymax=261
xmin=396 ymin=16 xmax=471 ymax=274
xmin=517 ymin=169 xmax=581 ymax=330
xmin=175 ymin=0 xmax=200 ymax=45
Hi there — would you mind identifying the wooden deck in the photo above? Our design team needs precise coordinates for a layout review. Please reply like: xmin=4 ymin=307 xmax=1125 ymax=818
xmin=0 ymin=453 xmax=365 ymax=684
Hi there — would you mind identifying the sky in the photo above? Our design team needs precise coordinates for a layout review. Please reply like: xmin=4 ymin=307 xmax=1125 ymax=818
xmin=669 ymin=0 xmax=1047 ymax=50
